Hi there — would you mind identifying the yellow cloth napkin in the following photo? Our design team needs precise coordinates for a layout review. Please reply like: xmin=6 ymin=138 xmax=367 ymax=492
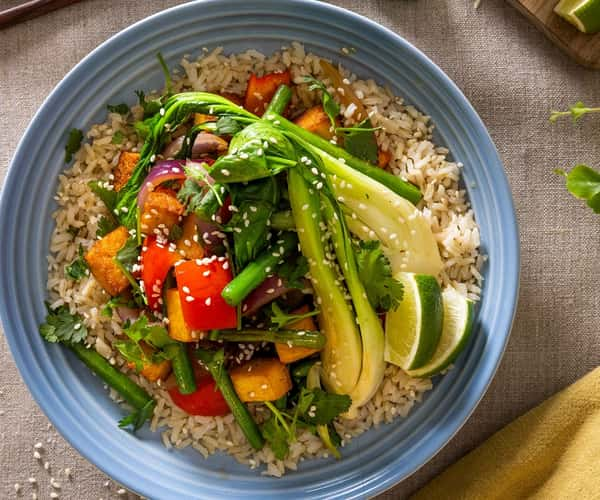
xmin=412 ymin=367 xmax=600 ymax=500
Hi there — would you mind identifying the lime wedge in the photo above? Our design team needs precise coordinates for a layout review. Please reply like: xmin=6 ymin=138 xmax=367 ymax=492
xmin=555 ymin=0 xmax=600 ymax=33
xmin=407 ymin=288 xmax=474 ymax=378
xmin=384 ymin=273 xmax=443 ymax=370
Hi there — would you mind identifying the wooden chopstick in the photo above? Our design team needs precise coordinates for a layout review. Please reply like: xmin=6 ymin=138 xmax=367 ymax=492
xmin=0 ymin=0 xmax=84 ymax=30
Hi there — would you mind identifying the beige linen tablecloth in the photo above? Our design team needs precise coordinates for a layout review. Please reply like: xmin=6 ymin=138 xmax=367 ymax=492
xmin=1 ymin=1 xmax=599 ymax=498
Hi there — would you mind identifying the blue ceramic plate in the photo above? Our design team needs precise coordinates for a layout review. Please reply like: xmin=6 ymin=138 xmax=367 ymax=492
xmin=0 ymin=1 xmax=519 ymax=498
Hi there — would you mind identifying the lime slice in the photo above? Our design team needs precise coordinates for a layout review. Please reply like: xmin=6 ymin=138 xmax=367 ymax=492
xmin=384 ymin=273 xmax=443 ymax=370
xmin=555 ymin=0 xmax=600 ymax=34
xmin=407 ymin=288 xmax=474 ymax=378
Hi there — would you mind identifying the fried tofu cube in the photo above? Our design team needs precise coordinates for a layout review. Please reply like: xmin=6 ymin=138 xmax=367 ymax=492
xmin=84 ymin=226 xmax=130 ymax=296
xmin=175 ymin=215 xmax=204 ymax=260
xmin=112 ymin=151 xmax=140 ymax=192
xmin=275 ymin=306 xmax=321 ymax=364
xmin=140 ymin=190 xmax=185 ymax=236
xmin=294 ymin=106 xmax=334 ymax=139
xmin=230 ymin=358 xmax=292 ymax=402
xmin=165 ymin=288 xmax=204 ymax=342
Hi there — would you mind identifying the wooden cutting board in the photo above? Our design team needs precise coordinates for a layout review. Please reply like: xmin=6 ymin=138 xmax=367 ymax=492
xmin=507 ymin=0 xmax=600 ymax=69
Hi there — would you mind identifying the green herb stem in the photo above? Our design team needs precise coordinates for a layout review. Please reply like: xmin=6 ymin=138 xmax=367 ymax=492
xmin=216 ymin=328 xmax=325 ymax=348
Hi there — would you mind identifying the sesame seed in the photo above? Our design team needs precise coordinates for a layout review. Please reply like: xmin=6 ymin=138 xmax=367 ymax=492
xmin=221 ymin=169 xmax=231 ymax=176
xmin=185 ymin=296 xmax=195 ymax=302
xmin=182 ymin=286 xmax=190 ymax=293
xmin=205 ymin=297 xmax=212 ymax=306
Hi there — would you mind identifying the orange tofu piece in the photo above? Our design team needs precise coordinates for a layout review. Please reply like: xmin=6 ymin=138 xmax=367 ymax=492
xmin=294 ymin=106 xmax=334 ymax=140
xmin=165 ymin=289 xmax=204 ymax=342
xmin=378 ymin=149 xmax=392 ymax=168
xmin=84 ymin=226 xmax=130 ymax=296
xmin=230 ymin=358 xmax=292 ymax=402
xmin=127 ymin=343 xmax=172 ymax=382
xmin=193 ymin=113 xmax=218 ymax=126
xmin=275 ymin=305 xmax=321 ymax=364
xmin=140 ymin=190 xmax=185 ymax=237
xmin=175 ymin=215 xmax=204 ymax=260
xmin=113 ymin=151 xmax=140 ymax=192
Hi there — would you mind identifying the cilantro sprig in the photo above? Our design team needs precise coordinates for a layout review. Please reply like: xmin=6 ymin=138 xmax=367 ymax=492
xmin=64 ymin=244 xmax=89 ymax=281
xmin=555 ymin=165 xmax=600 ymax=213
xmin=64 ymin=128 xmax=83 ymax=163
xmin=304 ymin=76 xmax=340 ymax=127
xmin=550 ymin=101 xmax=600 ymax=123
xmin=39 ymin=304 xmax=88 ymax=344
xmin=355 ymin=240 xmax=404 ymax=311
xmin=269 ymin=303 xmax=319 ymax=329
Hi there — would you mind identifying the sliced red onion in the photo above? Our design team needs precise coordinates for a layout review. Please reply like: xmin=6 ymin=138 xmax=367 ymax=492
xmin=161 ymin=136 xmax=185 ymax=159
xmin=191 ymin=133 xmax=228 ymax=159
xmin=242 ymin=275 xmax=292 ymax=316
xmin=116 ymin=306 xmax=140 ymax=323
xmin=137 ymin=160 xmax=186 ymax=209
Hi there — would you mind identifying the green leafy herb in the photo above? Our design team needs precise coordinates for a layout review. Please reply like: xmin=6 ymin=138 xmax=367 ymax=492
xmin=339 ymin=118 xmax=379 ymax=164
xmin=114 ymin=315 xmax=174 ymax=371
xmin=111 ymin=130 xmax=125 ymax=145
xmin=269 ymin=303 xmax=319 ymax=329
xmin=64 ymin=128 xmax=83 ymax=163
xmin=134 ymin=90 xmax=164 ymax=119
xmin=277 ymin=254 xmax=309 ymax=289
xmin=118 ymin=399 xmax=155 ymax=431
xmin=65 ymin=244 xmax=89 ymax=281
xmin=107 ymin=103 xmax=130 ymax=115
xmin=96 ymin=215 xmax=118 ymax=238
xmin=39 ymin=304 xmax=88 ymax=344
xmin=550 ymin=101 xmax=600 ymax=123
xmin=101 ymin=295 xmax=136 ymax=317
xmin=304 ymin=76 xmax=340 ymax=127
xmin=88 ymin=180 xmax=118 ymax=212
xmin=169 ymin=223 xmax=183 ymax=241
xmin=261 ymin=403 xmax=292 ymax=459
xmin=299 ymin=388 xmax=351 ymax=425
xmin=67 ymin=226 xmax=79 ymax=237
xmin=555 ymin=165 xmax=600 ymax=213
xmin=227 ymin=200 xmax=272 ymax=268
xmin=355 ymin=240 xmax=403 ymax=311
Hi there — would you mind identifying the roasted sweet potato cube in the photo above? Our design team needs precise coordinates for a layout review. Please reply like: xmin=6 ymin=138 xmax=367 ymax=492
xmin=294 ymin=106 xmax=334 ymax=140
xmin=244 ymin=70 xmax=291 ymax=116
xmin=84 ymin=226 xmax=130 ymax=296
xmin=230 ymin=358 xmax=292 ymax=402
xmin=112 ymin=151 xmax=140 ymax=192
xmin=165 ymin=288 xmax=204 ymax=342
xmin=127 ymin=343 xmax=172 ymax=382
xmin=378 ymin=149 xmax=392 ymax=168
xmin=175 ymin=215 xmax=204 ymax=260
xmin=140 ymin=190 xmax=185 ymax=237
xmin=275 ymin=306 xmax=321 ymax=364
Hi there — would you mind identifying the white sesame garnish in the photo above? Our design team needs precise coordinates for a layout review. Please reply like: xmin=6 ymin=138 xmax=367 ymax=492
xmin=205 ymin=297 xmax=212 ymax=306
xmin=185 ymin=296 xmax=195 ymax=302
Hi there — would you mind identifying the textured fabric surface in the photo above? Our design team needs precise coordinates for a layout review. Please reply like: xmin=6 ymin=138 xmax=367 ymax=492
xmin=412 ymin=366 xmax=600 ymax=500
xmin=1 ymin=0 xmax=599 ymax=498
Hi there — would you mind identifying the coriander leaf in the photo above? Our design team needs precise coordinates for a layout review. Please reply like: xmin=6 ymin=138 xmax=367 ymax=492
xmin=210 ymin=121 xmax=297 ymax=183
xmin=339 ymin=118 xmax=378 ymax=164
xmin=111 ymin=130 xmax=125 ymax=145
xmin=88 ymin=180 xmax=118 ymax=212
xmin=304 ymin=76 xmax=340 ymax=127
xmin=65 ymin=244 xmax=89 ymax=281
xmin=550 ymin=101 xmax=600 ymax=123
xmin=107 ymin=103 xmax=130 ymax=115
xmin=133 ymin=119 xmax=151 ymax=139
xmin=556 ymin=164 xmax=600 ymax=214
xmin=118 ymin=398 xmax=156 ymax=431
xmin=39 ymin=304 xmax=88 ymax=344
xmin=260 ymin=412 xmax=290 ymax=460
xmin=64 ymin=128 xmax=83 ymax=163
xmin=134 ymin=90 xmax=163 ymax=119
xmin=101 ymin=295 xmax=136 ymax=317
xmin=177 ymin=178 xmax=222 ymax=222
xmin=269 ymin=303 xmax=319 ymax=329
xmin=169 ymin=223 xmax=183 ymax=241
xmin=115 ymin=315 xmax=174 ymax=371
xmin=300 ymin=388 xmax=351 ymax=425
xmin=355 ymin=240 xmax=404 ymax=311
xmin=96 ymin=215 xmax=118 ymax=238
xmin=114 ymin=237 xmax=147 ymax=306
xmin=277 ymin=254 xmax=309 ymax=289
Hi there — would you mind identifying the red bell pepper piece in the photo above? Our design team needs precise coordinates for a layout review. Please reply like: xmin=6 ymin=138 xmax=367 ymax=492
xmin=141 ymin=236 xmax=181 ymax=312
xmin=244 ymin=70 xmax=291 ymax=116
xmin=168 ymin=375 xmax=230 ymax=416
xmin=174 ymin=256 xmax=237 ymax=330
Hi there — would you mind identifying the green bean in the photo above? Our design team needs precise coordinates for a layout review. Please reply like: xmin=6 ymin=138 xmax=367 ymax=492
xmin=168 ymin=343 xmax=197 ymax=394
xmin=216 ymin=328 xmax=325 ymax=349
xmin=265 ymin=85 xmax=292 ymax=115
